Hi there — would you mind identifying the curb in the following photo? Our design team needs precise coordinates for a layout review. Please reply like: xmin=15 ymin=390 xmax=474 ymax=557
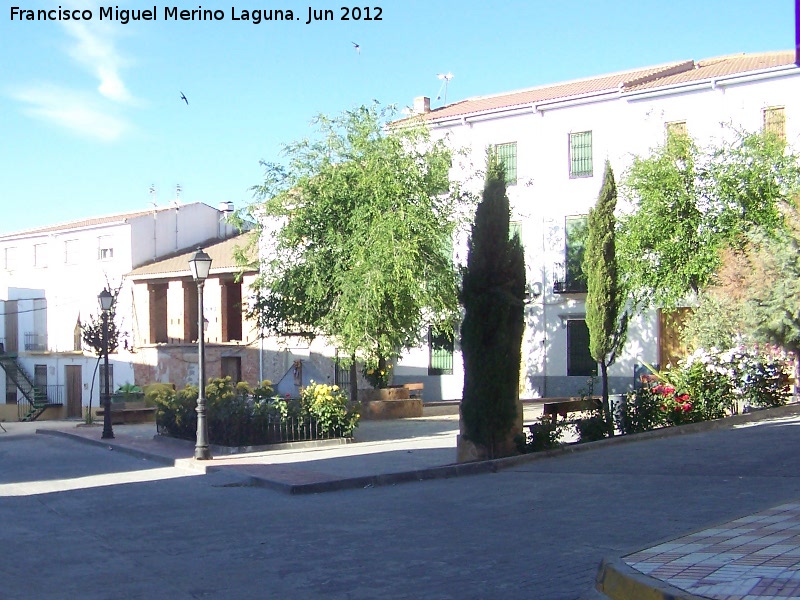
xmin=37 ymin=429 xmax=181 ymax=468
xmin=594 ymin=556 xmax=711 ymax=600
xmin=36 ymin=402 xmax=800 ymax=495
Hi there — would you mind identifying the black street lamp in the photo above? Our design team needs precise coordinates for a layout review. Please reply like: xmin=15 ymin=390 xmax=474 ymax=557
xmin=98 ymin=288 xmax=114 ymax=440
xmin=189 ymin=247 xmax=212 ymax=460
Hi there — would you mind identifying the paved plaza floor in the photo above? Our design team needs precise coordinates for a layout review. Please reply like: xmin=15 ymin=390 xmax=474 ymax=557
xmin=2 ymin=405 xmax=800 ymax=599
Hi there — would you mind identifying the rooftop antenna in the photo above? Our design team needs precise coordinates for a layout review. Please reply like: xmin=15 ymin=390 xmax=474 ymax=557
xmin=436 ymin=72 xmax=454 ymax=103
xmin=149 ymin=184 xmax=157 ymax=207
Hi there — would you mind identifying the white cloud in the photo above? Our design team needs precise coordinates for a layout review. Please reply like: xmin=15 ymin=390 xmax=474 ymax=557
xmin=9 ymin=1 xmax=138 ymax=141
xmin=13 ymin=84 xmax=130 ymax=142
xmin=61 ymin=20 xmax=133 ymax=103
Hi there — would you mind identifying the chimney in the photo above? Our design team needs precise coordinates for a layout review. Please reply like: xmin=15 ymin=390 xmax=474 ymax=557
xmin=413 ymin=96 xmax=431 ymax=115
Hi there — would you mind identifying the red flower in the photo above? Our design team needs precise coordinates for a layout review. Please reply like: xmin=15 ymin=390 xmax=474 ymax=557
xmin=677 ymin=393 xmax=690 ymax=402
xmin=682 ymin=403 xmax=692 ymax=412
xmin=654 ymin=385 xmax=665 ymax=394
xmin=660 ymin=404 xmax=667 ymax=411
xmin=663 ymin=385 xmax=676 ymax=395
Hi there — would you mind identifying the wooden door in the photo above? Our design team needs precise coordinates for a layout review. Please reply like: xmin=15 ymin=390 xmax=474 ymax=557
xmin=4 ymin=300 xmax=18 ymax=353
xmin=658 ymin=308 xmax=692 ymax=369
xmin=65 ymin=365 xmax=82 ymax=418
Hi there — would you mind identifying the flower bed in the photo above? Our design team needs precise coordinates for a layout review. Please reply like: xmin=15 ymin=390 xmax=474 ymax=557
xmin=519 ymin=344 xmax=794 ymax=453
xmin=152 ymin=378 xmax=359 ymax=447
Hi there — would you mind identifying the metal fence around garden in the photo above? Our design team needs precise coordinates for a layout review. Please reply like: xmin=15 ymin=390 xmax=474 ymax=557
xmin=156 ymin=414 xmax=349 ymax=447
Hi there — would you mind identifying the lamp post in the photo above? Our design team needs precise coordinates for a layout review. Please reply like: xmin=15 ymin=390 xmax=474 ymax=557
xmin=189 ymin=247 xmax=212 ymax=460
xmin=98 ymin=288 xmax=114 ymax=440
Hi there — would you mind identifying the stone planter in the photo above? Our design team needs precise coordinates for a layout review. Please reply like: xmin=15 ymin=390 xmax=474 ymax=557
xmin=358 ymin=386 xmax=422 ymax=420
xmin=357 ymin=387 xmax=410 ymax=402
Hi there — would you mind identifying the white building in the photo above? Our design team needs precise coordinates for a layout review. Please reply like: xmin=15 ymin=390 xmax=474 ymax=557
xmin=390 ymin=50 xmax=799 ymax=400
xmin=0 ymin=201 xmax=239 ymax=421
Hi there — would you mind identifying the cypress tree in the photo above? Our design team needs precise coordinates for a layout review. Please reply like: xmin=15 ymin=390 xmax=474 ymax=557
xmin=460 ymin=153 xmax=526 ymax=458
xmin=585 ymin=160 xmax=627 ymax=436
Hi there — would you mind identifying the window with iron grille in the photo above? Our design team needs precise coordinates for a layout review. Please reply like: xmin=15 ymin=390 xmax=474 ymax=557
xmin=97 ymin=235 xmax=114 ymax=261
xmin=666 ymin=121 xmax=687 ymax=139
xmin=428 ymin=327 xmax=454 ymax=375
xmin=494 ymin=142 xmax=517 ymax=185
xmin=562 ymin=215 xmax=588 ymax=292
xmin=567 ymin=319 xmax=597 ymax=377
xmin=569 ymin=131 xmax=593 ymax=178
xmin=763 ymin=107 xmax=786 ymax=141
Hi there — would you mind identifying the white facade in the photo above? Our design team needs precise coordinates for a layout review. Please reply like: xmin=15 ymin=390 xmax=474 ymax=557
xmin=0 ymin=201 xmax=239 ymax=420
xmin=391 ymin=51 xmax=800 ymax=400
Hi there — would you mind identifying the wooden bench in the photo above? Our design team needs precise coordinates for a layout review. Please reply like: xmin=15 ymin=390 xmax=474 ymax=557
xmin=542 ymin=397 xmax=601 ymax=421
xmin=401 ymin=383 xmax=424 ymax=400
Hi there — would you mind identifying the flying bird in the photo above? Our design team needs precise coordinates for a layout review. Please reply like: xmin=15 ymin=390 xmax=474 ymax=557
xmin=352 ymin=41 xmax=360 ymax=54
xmin=180 ymin=92 xmax=189 ymax=105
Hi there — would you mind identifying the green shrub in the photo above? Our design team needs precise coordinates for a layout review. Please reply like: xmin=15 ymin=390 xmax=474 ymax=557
xmin=574 ymin=409 xmax=609 ymax=443
xmin=615 ymin=387 xmax=668 ymax=435
xmin=152 ymin=384 xmax=198 ymax=441
xmin=663 ymin=360 xmax=730 ymax=422
xmin=144 ymin=382 xmax=176 ymax=408
xmin=519 ymin=416 xmax=565 ymax=452
xmin=300 ymin=381 xmax=360 ymax=437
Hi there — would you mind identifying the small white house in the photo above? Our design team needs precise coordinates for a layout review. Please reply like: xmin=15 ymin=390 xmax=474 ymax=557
xmin=0 ymin=201 xmax=240 ymax=421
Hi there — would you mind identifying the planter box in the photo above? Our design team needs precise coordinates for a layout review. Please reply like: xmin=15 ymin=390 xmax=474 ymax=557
xmin=360 ymin=398 xmax=423 ymax=420
xmin=357 ymin=387 xmax=410 ymax=402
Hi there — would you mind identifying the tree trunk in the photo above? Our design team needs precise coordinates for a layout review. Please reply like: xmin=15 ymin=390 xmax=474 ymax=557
xmin=600 ymin=361 xmax=614 ymax=437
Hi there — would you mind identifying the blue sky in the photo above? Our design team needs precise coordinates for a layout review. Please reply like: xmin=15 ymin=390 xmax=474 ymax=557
xmin=0 ymin=0 xmax=794 ymax=234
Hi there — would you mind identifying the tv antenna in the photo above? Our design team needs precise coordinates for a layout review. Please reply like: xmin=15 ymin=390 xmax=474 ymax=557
xmin=436 ymin=72 xmax=454 ymax=103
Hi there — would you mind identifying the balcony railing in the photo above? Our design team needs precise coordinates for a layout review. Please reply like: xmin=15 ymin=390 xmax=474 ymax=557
xmin=24 ymin=333 xmax=47 ymax=352
xmin=553 ymin=278 xmax=588 ymax=294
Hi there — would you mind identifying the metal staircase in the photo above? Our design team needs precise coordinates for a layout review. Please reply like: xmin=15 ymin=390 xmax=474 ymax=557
xmin=0 ymin=351 xmax=60 ymax=421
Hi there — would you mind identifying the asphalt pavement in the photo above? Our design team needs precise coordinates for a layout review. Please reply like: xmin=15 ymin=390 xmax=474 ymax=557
xmin=2 ymin=405 xmax=800 ymax=599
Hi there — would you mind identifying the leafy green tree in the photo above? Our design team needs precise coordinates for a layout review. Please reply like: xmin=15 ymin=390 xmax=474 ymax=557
xmin=584 ymin=161 xmax=627 ymax=436
xmin=734 ymin=200 xmax=800 ymax=356
xmin=619 ymin=130 xmax=800 ymax=309
xmin=243 ymin=103 xmax=464 ymax=396
xmin=460 ymin=153 xmax=526 ymax=458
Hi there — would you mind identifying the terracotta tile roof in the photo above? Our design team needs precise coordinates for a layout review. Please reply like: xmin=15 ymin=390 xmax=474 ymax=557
xmin=623 ymin=50 xmax=796 ymax=91
xmin=0 ymin=203 xmax=206 ymax=240
xmin=127 ymin=232 xmax=257 ymax=279
xmin=407 ymin=51 xmax=795 ymax=123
